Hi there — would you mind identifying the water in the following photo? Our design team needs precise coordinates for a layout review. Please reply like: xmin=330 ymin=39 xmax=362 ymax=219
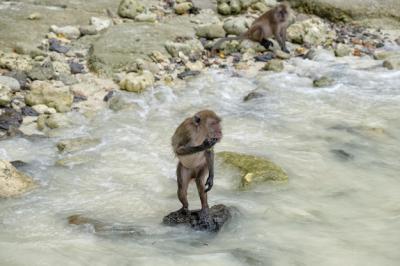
xmin=1 ymin=54 xmax=400 ymax=266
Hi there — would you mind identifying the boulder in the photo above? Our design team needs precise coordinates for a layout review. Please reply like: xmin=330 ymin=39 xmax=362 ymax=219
xmin=119 ymin=71 xmax=155 ymax=93
xmin=263 ymin=59 xmax=284 ymax=72
xmin=27 ymin=61 xmax=55 ymax=81
xmin=195 ymin=24 xmax=226 ymax=39
xmin=0 ymin=160 xmax=36 ymax=198
xmin=0 ymin=76 xmax=20 ymax=92
xmin=56 ymin=137 xmax=101 ymax=153
xmin=287 ymin=17 xmax=336 ymax=46
xmin=117 ymin=0 xmax=145 ymax=19
xmin=25 ymin=81 xmax=73 ymax=112
xmin=37 ymin=113 xmax=70 ymax=130
xmin=217 ymin=151 xmax=288 ymax=189
xmin=165 ymin=39 xmax=204 ymax=59
xmin=175 ymin=2 xmax=193 ymax=15
xmin=334 ymin=43 xmax=352 ymax=57
xmin=223 ymin=16 xmax=253 ymax=36
xmin=163 ymin=204 xmax=232 ymax=232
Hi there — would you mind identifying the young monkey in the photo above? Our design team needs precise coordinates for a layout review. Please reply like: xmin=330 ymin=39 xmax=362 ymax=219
xmin=171 ymin=110 xmax=222 ymax=224
xmin=212 ymin=2 xmax=291 ymax=55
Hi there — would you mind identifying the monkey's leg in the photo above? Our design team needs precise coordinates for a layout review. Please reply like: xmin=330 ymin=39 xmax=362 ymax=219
xmin=260 ymin=39 xmax=274 ymax=50
xmin=195 ymin=167 xmax=210 ymax=225
xmin=204 ymin=149 xmax=214 ymax=193
xmin=275 ymin=28 xmax=290 ymax=53
xmin=177 ymin=162 xmax=190 ymax=214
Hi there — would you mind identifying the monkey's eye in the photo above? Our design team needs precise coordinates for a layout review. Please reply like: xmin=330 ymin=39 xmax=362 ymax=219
xmin=194 ymin=115 xmax=201 ymax=124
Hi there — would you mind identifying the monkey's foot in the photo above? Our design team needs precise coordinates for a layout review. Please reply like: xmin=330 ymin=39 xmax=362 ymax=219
xmin=282 ymin=47 xmax=290 ymax=53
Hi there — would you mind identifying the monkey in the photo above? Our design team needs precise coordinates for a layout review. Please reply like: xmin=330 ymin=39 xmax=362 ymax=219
xmin=212 ymin=2 xmax=291 ymax=56
xmin=171 ymin=110 xmax=222 ymax=224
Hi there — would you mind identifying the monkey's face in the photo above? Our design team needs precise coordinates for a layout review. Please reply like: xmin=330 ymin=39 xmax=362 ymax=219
xmin=193 ymin=110 xmax=223 ymax=142
xmin=205 ymin=117 xmax=223 ymax=142
xmin=276 ymin=5 xmax=289 ymax=22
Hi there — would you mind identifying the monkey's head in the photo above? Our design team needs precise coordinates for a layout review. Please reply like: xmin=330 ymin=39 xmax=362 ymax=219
xmin=193 ymin=110 xmax=223 ymax=142
xmin=275 ymin=3 xmax=290 ymax=23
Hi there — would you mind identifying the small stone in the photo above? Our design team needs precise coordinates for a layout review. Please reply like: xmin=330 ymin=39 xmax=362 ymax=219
xmin=135 ymin=13 xmax=157 ymax=22
xmin=251 ymin=2 xmax=269 ymax=12
xmin=40 ymin=113 xmax=70 ymax=129
xmin=373 ymin=51 xmax=400 ymax=60
xmin=274 ymin=49 xmax=291 ymax=59
xmin=313 ymin=76 xmax=334 ymax=87
xmin=263 ymin=59 xmax=284 ymax=72
xmin=119 ymin=71 xmax=155 ymax=93
xmin=223 ymin=17 xmax=252 ymax=36
xmin=175 ymin=2 xmax=193 ymax=15
xmin=79 ymin=25 xmax=98 ymax=36
xmin=0 ymin=108 xmax=23 ymax=130
xmin=335 ymin=43 xmax=352 ymax=57
xmin=21 ymin=106 xmax=39 ymax=116
xmin=243 ymin=91 xmax=265 ymax=102
xmin=57 ymin=137 xmax=101 ymax=153
xmin=230 ymin=0 xmax=241 ymax=14
xmin=177 ymin=70 xmax=200 ymax=79
xmin=0 ymin=85 xmax=12 ymax=106
xmin=49 ymin=38 xmax=70 ymax=54
xmin=165 ymin=39 xmax=204 ymax=59
xmin=69 ymin=62 xmax=85 ymax=74
xmin=4 ymin=70 xmax=28 ymax=89
xmin=383 ymin=56 xmax=400 ymax=70
xmin=27 ymin=12 xmax=42 ymax=20
xmin=118 ymin=0 xmax=145 ymax=19
xmin=103 ymin=91 xmax=115 ymax=102
xmin=195 ymin=24 xmax=226 ymax=39
xmin=50 ymin=25 xmax=81 ymax=40
xmin=90 ymin=17 xmax=112 ymax=31
xmin=0 ymin=160 xmax=36 ymax=198
xmin=0 ymin=76 xmax=20 ymax=91
xmin=32 ymin=104 xmax=57 ymax=114
xmin=150 ymin=51 xmax=169 ymax=63
xmin=254 ymin=53 xmax=274 ymax=62
xmin=27 ymin=61 xmax=55 ymax=81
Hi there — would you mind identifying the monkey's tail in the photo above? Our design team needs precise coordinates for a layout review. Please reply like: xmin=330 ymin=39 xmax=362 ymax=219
xmin=211 ymin=36 xmax=243 ymax=57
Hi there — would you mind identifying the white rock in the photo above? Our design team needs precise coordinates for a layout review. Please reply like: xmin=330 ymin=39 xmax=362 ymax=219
xmin=0 ymin=76 xmax=20 ymax=91
xmin=0 ymin=160 xmax=36 ymax=198
xmin=90 ymin=17 xmax=112 ymax=31
xmin=50 ymin=25 xmax=81 ymax=40
xmin=119 ymin=71 xmax=154 ymax=93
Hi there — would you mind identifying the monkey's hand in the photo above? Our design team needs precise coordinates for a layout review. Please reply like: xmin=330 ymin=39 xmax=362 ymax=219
xmin=205 ymin=175 xmax=214 ymax=193
xmin=202 ymin=138 xmax=218 ymax=150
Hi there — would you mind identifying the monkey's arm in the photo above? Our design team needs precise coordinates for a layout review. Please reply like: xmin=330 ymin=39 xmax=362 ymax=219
xmin=276 ymin=27 xmax=289 ymax=53
xmin=176 ymin=138 xmax=217 ymax=156
xmin=205 ymin=149 xmax=214 ymax=193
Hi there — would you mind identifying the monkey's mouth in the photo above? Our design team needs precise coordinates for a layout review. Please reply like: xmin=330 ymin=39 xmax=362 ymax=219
xmin=212 ymin=132 xmax=223 ymax=142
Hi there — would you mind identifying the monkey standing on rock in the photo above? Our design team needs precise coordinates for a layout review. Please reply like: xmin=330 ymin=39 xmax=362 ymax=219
xmin=171 ymin=110 xmax=222 ymax=225
xmin=212 ymin=2 xmax=291 ymax=55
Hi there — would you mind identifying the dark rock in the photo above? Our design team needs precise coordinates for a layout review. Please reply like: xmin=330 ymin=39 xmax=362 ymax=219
xmin=69 ymin=62 xmax=85 ymax=74
xmin=243 ymin=91 xmax=265 ymax=102
xmin=21 ymin=106 xmax=39 ymax=116
xmin=10 ymin=160 xmax=28 ymax=168
xmin=103 ymin=91 xmax=114 ymax=102
xmin=49 ymin=39 xmax=70 ymax=54
xmin=254 ymin=53 xmax=274 ymax=62
xmin=331 ymin=149 xmax=354 ymax=161
xmin=4 ymin=70 xmax=28 ymax=89
xmin=163 ymin=204 xmax=231 ymax=232
xmin=73 ymin=95 xmax=87 ymax=103
xmin=0 ymin=108 xmax=23 ymax=130
xmin=177 ymin=70 xmax=200 ymax=80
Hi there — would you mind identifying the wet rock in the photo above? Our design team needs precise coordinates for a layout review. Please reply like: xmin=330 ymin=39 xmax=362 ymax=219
xmin=243 ymin=91 xmax=265 ymax=101
xmin=37 ymin=113 xmax=70 ymax=130
xmin=119 ymin=71 xmax=155 ymax=93
xmin=57 ymin=137 xmax=101 ymax=153
xmin=223 ymin=16 xmax=253 ymax=36
xmin=27 ymin=61 xmax=55 ymax=81
xmin=163 ymin=204 xmax=232 ymax=232
xmin=90 ymin=17 xmax=112 ymax=32
xmin=262 ymin=59 xmax=284 ymax=72
xmin=195 ymin=24 xmax=226 ymax=39
xmin=165 ymin=39 xmax=204 ymax=59
xmin=0 ymin=76 xmax=20 ymax=92
xmin=10 ymin=160 xmax=28 ymax=169
xmin=18 ymin=116 xmax=43 ymax=137
xmin=118 ymin=0 xmax=145 ymax=19
xmin=49 ymin=39 xmax=70 ymax=54
xmin=69 ymin=62 xmax=85 ymax=74
xmin=50 ymin=25 xmax=81 ymax=40
xmin=305 ymin=48 xmax=335 ymax=61
xmin=274 ymin=49 xmax=291 ymax=59
xmin=107 ymin=92 xmax=138 ymax=111
xmin=25 ymin=81 xmax=73 ymax=112
xmin=287 ymin=18 xmax=336 ymax=46
xmin=383 ymin=56 xmax=400 ymax=70
xmin=373 ymin=51 xmax=400 ymax=60
xmin=331 ymin=149 xmax=354 ymax=161
xmin=217 ymin=151 xmax=288 ymax=189
xmin=21 ymin=106 xmax=39 ymax=116
xmin=0 ymin=85 xmax=12 ymax=107
xmin=103 ymin=91 xmax=115 ymax=102
xmin=56 ymin=155 xmax=95 ymax=167
xmin=334 ymin=43 xmax=352 ymax=57
xmin=175 ymin=2 xmax=193 ymax=15
xmin=10 ymin=98 xmax=25 ymax=112
xmin=135 ymin=12 xmax=157 ymax=22
xmin=73 ymin=95 xmax=87 ymax=103
xmin=32 ymin=104 xmax=57 ymax=114
xmin=79 ymin=25 xmax=98 ymax=36
xmin=4 ymin=70 xmax=28 ymax=89
xmin=68 ymin=214 xmax=144 ymax=236
xmin=313 ymin=76 xmax=334 ymax=87
xmin=0 ymin=160 xmax=36 ymax=198
xmin=0 ymin=108 xmax=23 ymax=130
xmin=177 ymin=70 xmax=201 ymax=79
xmin=27 ymin=12 xmax=42 ymax=20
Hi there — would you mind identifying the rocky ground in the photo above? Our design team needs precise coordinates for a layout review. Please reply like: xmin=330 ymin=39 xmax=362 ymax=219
xmin=1 ymin=0 xmax=400 ymax=198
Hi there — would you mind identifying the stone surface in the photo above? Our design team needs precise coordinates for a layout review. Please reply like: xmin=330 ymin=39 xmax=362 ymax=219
xmin=56 ymin=137 xmax=101 ymax=153
xmin=37 ymin=113 xmax=70 ymax=130
xmin=0 ymin=160 xmax=36 ymax=198
xmin=163 ymin=204 xmax=232 ymax=232
xmin=313 ymin=76 xmax=334 ymax=87
xmin=263 ymin=59 xmax=284 ymax=72
xmin=217 ymin=151 xmax=288 ymax=189
xmin=223 ymin=16 xmax=253 ymax=36
xmin=334 ymin=43 xmax=352 ymax=57
xmin=119 ymin=71 xmax=155 ymax=93
xmin=287 ymin=17 xmax=336 ymax=46
xmin=0 ymin=76 xmax=20 ymax=92
xmin=175 ymin=2 xmax=193 ymax=15
xmin=27 ymin=61 xmax=55 ymax=81
xmin=165 ymin=39 xmax=204 ymax=59
xmin=118 ymin=0 xmax=144 ymax=19
xmin=50 ymin=25 xmax=81 ymax=40
xmin=195 ymin=24 xmax=226 ymax=39
xmin=25 ymin=81 xmax=74 ymax=112
xmin=0 ymin=108 xmax=23 ymax=130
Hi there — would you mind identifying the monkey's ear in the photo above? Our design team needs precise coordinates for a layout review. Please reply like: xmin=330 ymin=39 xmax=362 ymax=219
xmin=193 ymin=114 xmax=201 ymax=125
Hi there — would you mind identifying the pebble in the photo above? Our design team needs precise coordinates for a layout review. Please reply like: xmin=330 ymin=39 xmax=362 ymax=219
xmin=69 ymin=62 xmax=85 ymax=74
xmin=49 ymin=39 xmax=70 ymax=54
xmin=21 ymin=106 xmax=39 ymax=116
xmin=177 ymin=70 xmax=200 ymax=79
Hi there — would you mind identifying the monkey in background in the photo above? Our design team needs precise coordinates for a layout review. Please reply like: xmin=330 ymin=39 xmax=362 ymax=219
xmin=212 ymin=2 xmax=291 ymax=55
xmin=171 ymin=110 xmax=222 ymax=224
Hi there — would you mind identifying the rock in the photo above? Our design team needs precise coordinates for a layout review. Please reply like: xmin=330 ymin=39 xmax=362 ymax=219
xmin=79 ymin=25 xmax=98 ymax=36
xmin=10 ymin=160 xmax=28 ymax=169
xmin=177 ymin=70 xmax=201 ymax=79
xmin=0 ymin=85 xmax=12 ymax=106
xmin=383 ymin=56 xmax=400 ymax=70
xmin=305 ymin=48 xmax=335 ymax=61
xmin=103 ymin=91 xmax=115 ymax=102
xmin=27 ymin=12 xmax=42 ymax=20
xmin=287 ymin=17 xmax=336 ymax=46
xmin=118 ymin=0 xmax=145 ymax=19
xmin=52 ymin=61 xmax=71 ymax=76
xmin=252 ymin=1 xmax=269 ymax=12
xmin=4 ymin=70 xmax=28 ymax=89
xmin=149 ymin=51 xmax=169 ymax=63
xmin=373 ymin=51 xmax=400 ymax=60
xmin=217 ymin=2 xmax=231 ymax=15
xmin=334 ymin=43 xmax=352 ymax=57
xmin=195 ymin=24 xmax=226 ymax=39
xmin=313 ymin=76 xmax=334 ymax=87
xmin=25 ymin=81 xmax=73 ymax=112
xmin=163 ymin=204 xmax=232 ymax=232
xmin=223 ymin=16 xmax=253 ymax=36
xmin=165 ymin=39 xmax=204 ymax=59
xmin=0 ymin=160 xmax=36 ymax=198
xmin=217 ymin=151 xmax=288 ymax=189
xmin=56 ymin=137 xmax=101 ymax=153
xmin=69 ymin=62 xmax=85 ymax=74
xmin=254 ymin=53 xmax=274 ymax=62
xmin=0 ymin=76 xmax=20 ymax=91
xmin=107 ymin=91 xmax=138 ymax=111
xmin=17 ymin=116 xmax=43 ymax=136
xmin=27 ymin=61 xmax=55 ymax=81
xmin=263 ymin=59 xmax=284 ymax=72
xmin=230 ymin=0 xmax=242 ymax=14
xmin=243 ymin=91 xmax=265 ymax=101
xmin=50 ymin=25 xmax=81 ymax=40
xmin=90 ymin=17 xmax=112 ymax=31
xmin=274 ymin=49 xmax=291 ymax=59
xmin=175 ymin=2 xmax=193 ymax=15
xmin=331 ymin=149 xmax=354 ymax=161
xmin=0 ymin=52 xmax=31 ymax=72
xmin=56 ymin=155 xmax=95 ymax=167
xmin=48 ymin=39 xmax=70 ymax=54
xmin=119 ymin=71 xmax=154 ymax=93
xmin=0 ymin=108 xmax=22 ymax=130
xmin=32 ymin=104 xmax=57 ymax=114
xmin=37 ymin=113 xmax=70 ymax=130
xmin=135 ymin=13 xmax=157 ymax=22
xmin=21 ymin=106 xmax=39 ymax=116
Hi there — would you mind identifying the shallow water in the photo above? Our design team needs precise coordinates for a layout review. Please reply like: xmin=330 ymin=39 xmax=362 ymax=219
xmin=1 ymin=54 xmax=400 ymax=266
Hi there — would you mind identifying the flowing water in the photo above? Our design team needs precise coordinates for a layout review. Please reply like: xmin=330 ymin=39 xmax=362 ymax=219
xmin=1 ymin=52 xmax=400 ymax=266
